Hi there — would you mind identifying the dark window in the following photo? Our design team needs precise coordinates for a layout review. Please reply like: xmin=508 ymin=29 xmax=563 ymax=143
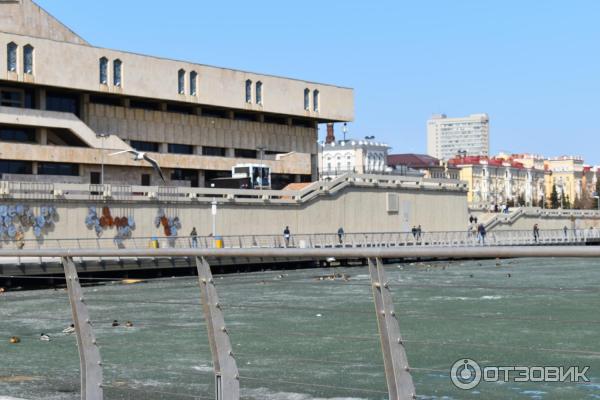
xmin=264 ymin=115 xmax=287 ymax=125
xmin=90 ymin=171 xmax=101 ymax=184
xmin=168 ymin=143 xmax=194 ymax=154
xmin=130 ymin=140 xmax=159 ymax=152
xmin=0 ymin=127 xmax=35 ymax=142
xmin=245 ymin=79 xmax=252 ymax=103
xmin=234 ymin=112 xmax=255 ymax=121
xmin=46 ymin=92 xmax=80 ymax=116
xmin=202 ymin=108 xmax=227 ymax=119
xmin=0 ymin=160 xmax=32 ymax=175
xmin=256 ymin=81 xmax=262 ymax=104
xmin=178 ymin=69 xmax=186 ymax=94
xmin=190 ymin=71 xmax=197 ymax=96
xmin=113 ymin=59 xmax=122 ymax=86
xmin=141 ymin=174 xmax=151 ymax=186
xmin=166 ymin=103 xmax=194 ymax=114
xmin=304 ymin=88 xmax=310 ymax=110
xmin=38 ymin=162 xmax=79 ymax=176
xmin=202 ymin=146 xmax=227 ymax=157
xmin=89 ymin=95 xmax=121 ymax=106
xmin=313 ymin=89 xmax=319 ymax=112
xmin=234 ymin=149 xmax=257 ymax=158
xmin=130 ymin=100 xmax=159 ymax=110
xmin=99 ymin=57 xmax=108 ymax=84
xmin=171 ymin=168 xmax=199 ymax=187
xmin=0 ymin=89 xmax=24 ymax=108
xmin=7 ymin=42 xmax=17 ymax=72
xmin=292 ymin=118 xmax=314 ymax=128
xmin=23 ymin=45 xmax=34 ymax=74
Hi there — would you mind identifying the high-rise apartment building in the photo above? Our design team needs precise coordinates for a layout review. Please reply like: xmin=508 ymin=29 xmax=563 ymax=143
xmin=427 ymin=113 xmax=489 ymax=161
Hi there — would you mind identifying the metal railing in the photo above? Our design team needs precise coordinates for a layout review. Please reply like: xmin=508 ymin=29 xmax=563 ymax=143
xmin=0 ymin=228 xmax=599 ymax=253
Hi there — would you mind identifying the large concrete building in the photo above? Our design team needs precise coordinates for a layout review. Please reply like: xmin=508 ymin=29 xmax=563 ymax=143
xmin=0 ymin=0 xmax=353 ymax=189
xmin=427 ymin=113 xmax=489 ymax=161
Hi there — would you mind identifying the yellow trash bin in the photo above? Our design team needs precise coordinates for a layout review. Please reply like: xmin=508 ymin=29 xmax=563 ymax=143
xmin=215 ymin=237 xmax=224 ymax=249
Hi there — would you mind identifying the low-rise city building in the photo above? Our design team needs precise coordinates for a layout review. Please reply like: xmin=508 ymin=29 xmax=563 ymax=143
xmin=387 ymin=153 xmax=460 ymax=179
xmin=449 ymin=155 xmax=549 ymax=207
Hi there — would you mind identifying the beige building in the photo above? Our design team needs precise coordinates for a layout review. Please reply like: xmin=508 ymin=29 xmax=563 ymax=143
xmin=544 ymin=156 xmax=597 ymax=208
xmin=427 ymin=113 xmax=489 ymax=161
xmin=449 ymin=155 xmax=548 ymax=207
xmin=0 ymin=0 xmax=353 ymax=189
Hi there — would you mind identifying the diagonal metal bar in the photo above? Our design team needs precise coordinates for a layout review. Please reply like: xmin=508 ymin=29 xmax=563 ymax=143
xmin=62 ymin=256 xmax=103 ymax=400
xmin=368 ymin=257 xmax=415 ymax=400
xmin=196 ymin=256 xmax=240 ymax=400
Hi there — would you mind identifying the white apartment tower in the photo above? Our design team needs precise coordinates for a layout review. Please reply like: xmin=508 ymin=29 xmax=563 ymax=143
xmin=427 ymin=113 xmax=490 ymax=161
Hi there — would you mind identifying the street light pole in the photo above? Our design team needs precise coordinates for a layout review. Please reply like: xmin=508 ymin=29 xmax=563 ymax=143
xmin=96 ymin=133 xmax=109 ymax=186
xmin=210 ymin=183 xmax=217 ymax=237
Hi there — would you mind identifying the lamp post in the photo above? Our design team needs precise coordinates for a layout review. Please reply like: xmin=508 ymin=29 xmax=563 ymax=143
xmin=342 ymin=122 xmax=347 ymax=141
xmin=96 ymin=133 xmax=110 ymax=185
xmin=210 ymin=183 xmax=217 ymax=237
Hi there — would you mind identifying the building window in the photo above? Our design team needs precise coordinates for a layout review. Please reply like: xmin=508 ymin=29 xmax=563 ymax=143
xmin=313 ymin=89 xmax=319 ymax=112
xmin=168 ymin=143 xmax=194 ymax=154
xmin=234 ymin=148 xmax=257 ymax=158
xmin=38 ymin=162 xmax=79 ymax=176
xmin=23 ymin=45 xmax=33 ymax=74
xmin=190 ymin=71 xmax=197 ymax=96
xmin=202 ymin=146 xmax=227 ymax=157
xmin=0 ymin=160 xmax=32 ymax=175
xmin=130 ymin=140 xmax=160 ymax=152
xmin=178 ymin=69 xmax=186 ymax=94
xmin=304 ymin=88 xmax=310 ymax=110
xmin=0 ymin=127 xmax=35 ymax=142
xmin=245 ymin=79 xmax=252 ymax=103
xmin=7 ymin=42 xmax=17 ymax=72
xmin=99 ymin=57 xmax=108 ymax=84
xmin=46 ymin=91 xmax=80 ymax=116
xmin=0 ymin=88 xmax=25 ymax=108
xmin=256 ymin=81 xmax=262 ymax=105
xmin=113 ymin=59 xmax=122 ymax=87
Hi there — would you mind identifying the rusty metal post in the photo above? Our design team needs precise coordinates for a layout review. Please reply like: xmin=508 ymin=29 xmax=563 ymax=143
xmin=368 ymin=257 xmax=415 ymax=400
xmin=195 ymin=257 xmax=240 ymax=400
xmin=61 ymin=256 xmax=103 ymax=400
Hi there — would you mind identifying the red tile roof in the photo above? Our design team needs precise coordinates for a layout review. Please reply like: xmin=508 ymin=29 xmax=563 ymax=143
xmin=387 ymin=153 xmax=441 ymax=168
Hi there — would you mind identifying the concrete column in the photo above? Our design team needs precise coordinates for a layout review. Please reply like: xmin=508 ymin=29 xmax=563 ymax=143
xmin=226 ymin=148 xmax=235 ymax=158
xmin=159 ymin=143 xmax=169 ymax=154
xmin=121 ymin=98 xmax=130 ymax=108
xmin=194 ymin=145 xmax=203 ymax=155
xmin=32 ymin=161 xmax=38 ymax=175
xmin=195 ymin=107 xmax=202 ymax=116
xmin=286 ymin=117 xmax=293 ymax=127
xmin=35 ymin=88 xmax=46 ymax=110
xmin=295 ymin=175 xmax=302 ymax=183
xmin=256 ymin=114 xmax=265 ymax=123
xmin=227 ymin=110 xmax=234 ymax=119
xmin=80 ymin=93 xmax=90 ymax=121
xmin=36 ymin=128 xmax=48 ymax=145
xmin=160 ymin=103 xmax=168 ymax=112
xmin=197 ymin=170 xmax=205 ymax=187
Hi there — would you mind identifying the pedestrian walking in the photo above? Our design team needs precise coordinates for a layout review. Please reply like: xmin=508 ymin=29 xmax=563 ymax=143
xmin=283 ymin=226 xmax=291 ymax=247
xmin=533 ymin=223 xmax=540 ymax=243
xmin=416 ymin=225 xmax=422 ymax=241
xmin=190 ymin=227 xmax=198 ymax=248
xmin=563 ymin=225 xmax=568 ymax=239
xmin=478 ymin=223 xmax=486 ymax=245
xmin=337 ymin=227 xmax=345 ymax=245
xmin=411 ymin=226 xmax=417 ymax=239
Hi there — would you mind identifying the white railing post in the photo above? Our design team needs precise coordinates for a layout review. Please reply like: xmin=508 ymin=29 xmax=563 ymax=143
xmin=61 ymin=256 xmax=103 ymax=400
xmin=368 ymin=257 xmax=415 ymax=400
xmin=195 ymin=257 xmax=240 ymax=400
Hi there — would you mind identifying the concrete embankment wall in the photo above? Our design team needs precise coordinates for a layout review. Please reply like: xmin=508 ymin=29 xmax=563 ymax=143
xmin=1 ymin=186 xmax=468 ymax=243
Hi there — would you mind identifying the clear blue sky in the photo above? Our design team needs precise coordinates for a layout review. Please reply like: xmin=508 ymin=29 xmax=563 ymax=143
xmin=36 ymin=0 xmax=600 ymax=164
